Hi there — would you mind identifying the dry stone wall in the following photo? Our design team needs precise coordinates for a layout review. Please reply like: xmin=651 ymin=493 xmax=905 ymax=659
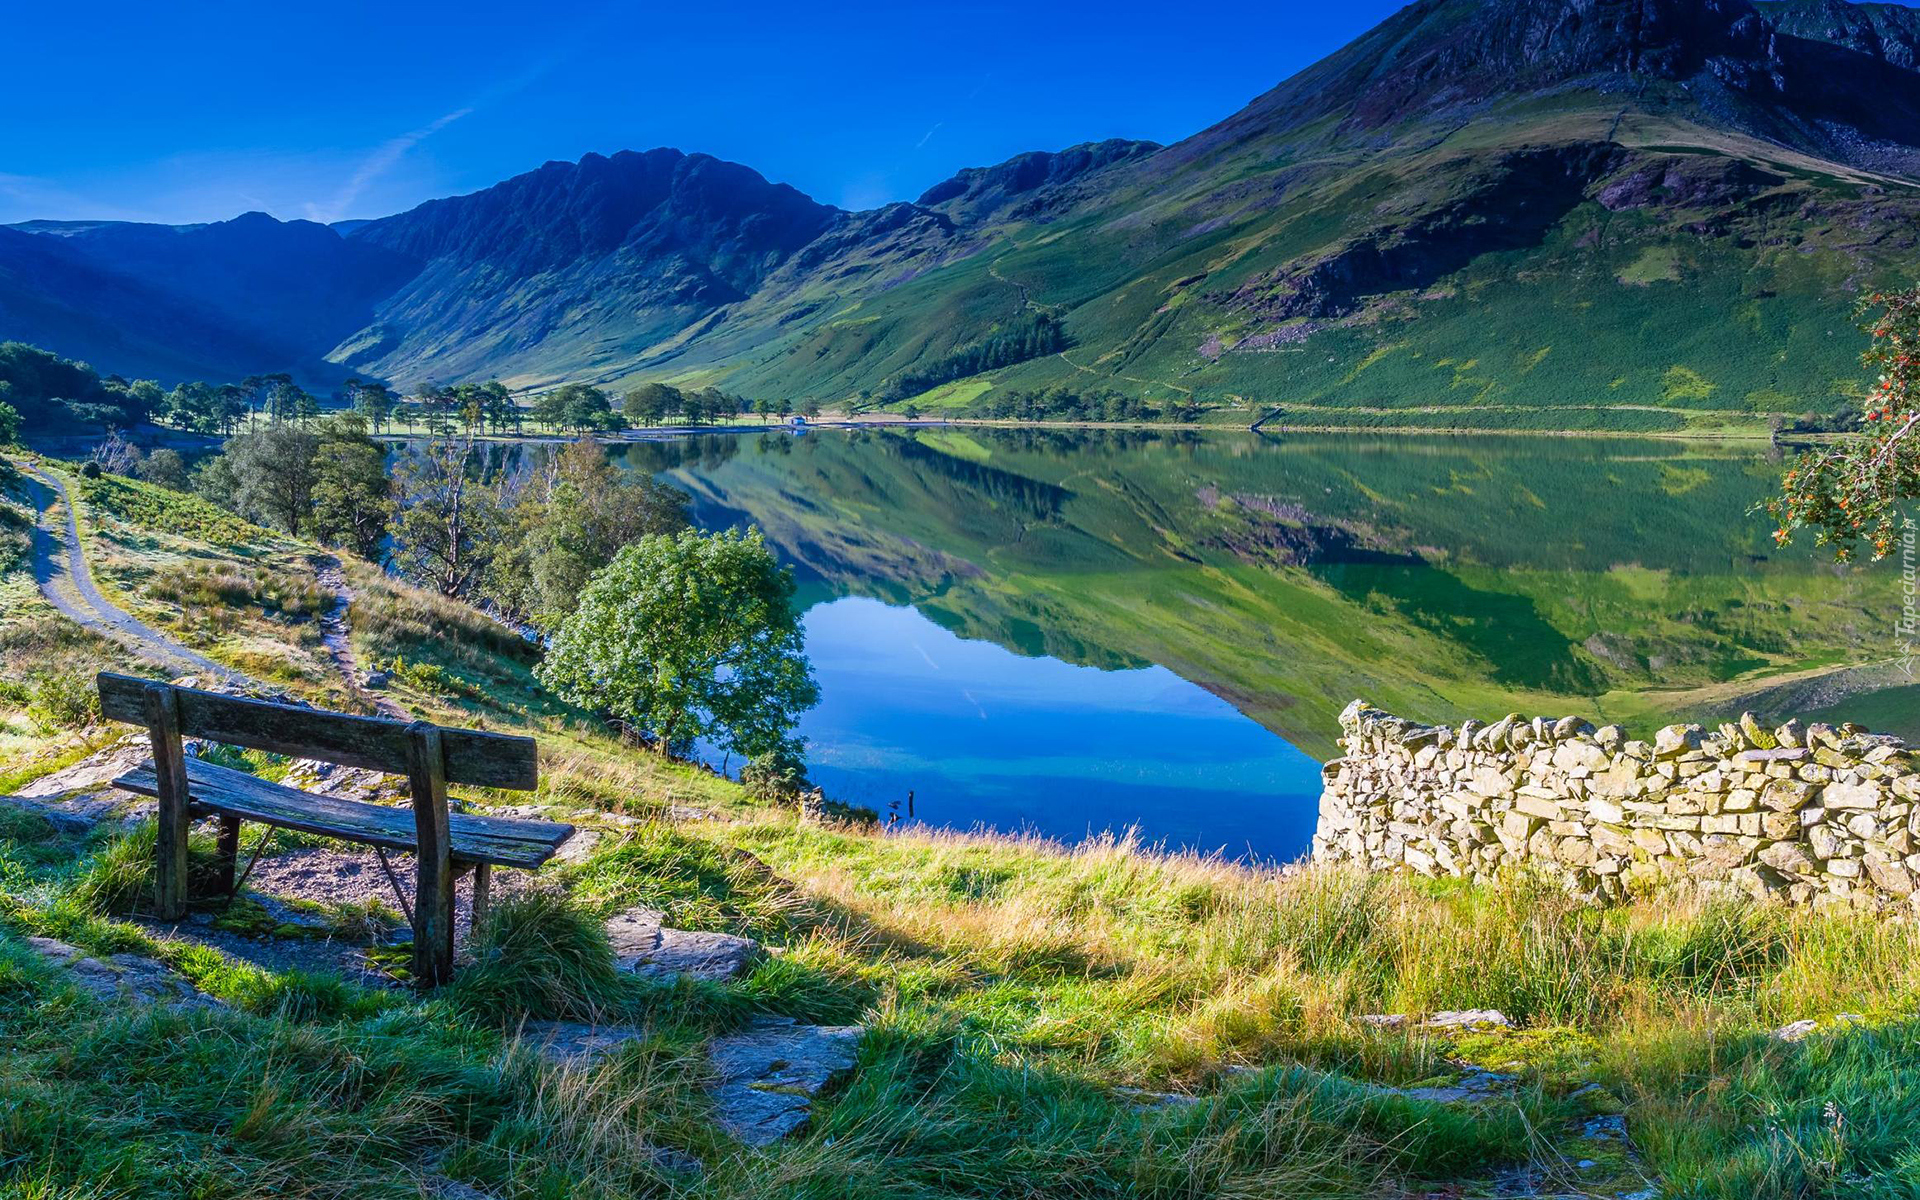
xmin=1313 ymin=700 xmax=1920 ymax=912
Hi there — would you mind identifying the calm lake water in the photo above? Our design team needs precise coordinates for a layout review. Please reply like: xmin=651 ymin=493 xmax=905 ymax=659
xmin=605 ymin=427 xmax=1905 ymax=861
xmin=796 ymin=594 xmax=1322 ymax=859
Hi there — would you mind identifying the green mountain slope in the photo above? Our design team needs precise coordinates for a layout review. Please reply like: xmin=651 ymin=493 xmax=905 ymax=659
xmin=5 ymin=0 xmax=1920 ymax=419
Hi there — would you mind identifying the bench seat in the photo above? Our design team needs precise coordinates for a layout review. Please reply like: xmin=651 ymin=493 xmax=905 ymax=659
xmin=114 ymin=756 xmax=573 ymax=870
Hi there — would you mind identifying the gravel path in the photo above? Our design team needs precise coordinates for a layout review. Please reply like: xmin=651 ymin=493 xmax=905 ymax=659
xmin=14 ymin=460 xmax=249 ymax=685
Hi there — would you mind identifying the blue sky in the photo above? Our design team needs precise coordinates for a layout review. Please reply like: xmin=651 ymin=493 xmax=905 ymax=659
xmin=0 ymin=0 xmax=1408 ymax=226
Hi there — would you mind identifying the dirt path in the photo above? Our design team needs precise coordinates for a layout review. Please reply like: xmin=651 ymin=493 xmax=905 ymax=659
xmin=309 ymin=555 xmax=406 ymax=717
xmin=13 ymin=460 xmax=250 ymax=686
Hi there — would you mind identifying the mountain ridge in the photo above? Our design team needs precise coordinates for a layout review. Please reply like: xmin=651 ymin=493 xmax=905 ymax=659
xmin=6 ymin=0 xmax=1920 ymax=416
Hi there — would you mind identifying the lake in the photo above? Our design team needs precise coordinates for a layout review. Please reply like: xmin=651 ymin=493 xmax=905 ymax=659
xmin=607 ymin=427 xmax=1907 ymax=860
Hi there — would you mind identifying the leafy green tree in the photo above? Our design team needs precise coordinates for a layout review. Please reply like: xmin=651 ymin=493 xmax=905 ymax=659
xmin=191 ymin=453 xmax=240 ymax=508
xmin=536 ymin=527 xmax=818 ymax=761
xmin=415 ymin=384 xmax=456 ymax=436
xmin=0 ymin=341 xmax=154 ymax=431
xmin=133 ymin=448 xmax=189 ymax=490
xmin=1769 ymin=286 xmax=1920 ymax=561
xmin=224 ymin=424 xmax=321 ymax=534
xmin=622 ymin=382 xmax=680 ymax=426
xmin=351 ymin=380 xmax=397 ymax=431
xmin=124 ymin=380 xmax=165 ymax=424
xmin=478 ymin=381 xmax=519 ymax=434
xmin=311 ymin=415 xmax=394 ymax=559
xmin=536 ymin=383 xmax=615 ymax=433
xmin=0 ymin=398 xmax=18 ymax=446
xmin=482 ymin=439 xmax=688 ymax=629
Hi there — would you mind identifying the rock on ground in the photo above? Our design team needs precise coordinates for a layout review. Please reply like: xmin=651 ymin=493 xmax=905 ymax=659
xmin=1389 ymin=1064 xmax=1515 ymax=1104
xmin=1358 ymin=1009 xmax=1513 ymax=1031
xmin=26 ymin=936 xmax=222 ymax=1012
xmin=10 ymin=737 xmax=153 ymax=801
xmin=604 ymin=906 xmax=764 ymax=982
xmin=707 ymin=1017 xmax=863 ymax=1146
xmin=519 ymin=1020 xmax=656 ymax=1065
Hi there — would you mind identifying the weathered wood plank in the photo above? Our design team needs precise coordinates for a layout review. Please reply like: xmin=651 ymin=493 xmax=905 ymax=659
xmin=407 ymin=722 xmax=455 ymax=988
xmin=114 ymin=759 xmax=571 ymax=869
xmin=144 ymin=683 xmax=190 ymax=920
xmin=97 ymin=673 xmax=537 ymax=790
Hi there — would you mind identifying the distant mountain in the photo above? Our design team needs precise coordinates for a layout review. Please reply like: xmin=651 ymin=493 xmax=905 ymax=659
xmin=6 ymin=0 xmax=1920 ymax=419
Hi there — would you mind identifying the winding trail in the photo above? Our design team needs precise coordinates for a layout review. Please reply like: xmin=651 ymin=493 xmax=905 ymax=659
xmin=13 ymin=460 xmax=250 ymax=686
xmin=309 ymin=554 xmax=406 ymax=717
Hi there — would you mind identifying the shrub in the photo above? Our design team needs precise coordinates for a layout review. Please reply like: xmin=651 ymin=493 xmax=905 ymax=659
xmin=26 ymin=670 xmax=100 ymax=731
xmin=452 ymin=889 xmax=626 ymax=1022
xmin=742 ymin=746 xmax=810 ymax=804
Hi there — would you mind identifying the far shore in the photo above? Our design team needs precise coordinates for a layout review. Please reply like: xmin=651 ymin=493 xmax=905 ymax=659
xmin=24 ymin=409 xmax=1829 ymax=458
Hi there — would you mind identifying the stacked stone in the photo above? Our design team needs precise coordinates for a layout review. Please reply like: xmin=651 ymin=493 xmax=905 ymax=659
xmin=1312 ymin=699 xmax=1920 ymax=913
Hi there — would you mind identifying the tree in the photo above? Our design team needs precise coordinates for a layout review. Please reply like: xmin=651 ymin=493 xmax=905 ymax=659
xmin=481 ymin=438 xmax=688 ymax=630
xmin=92 ymin=432 xmax=142 ymax=475
xmin=1768 ymin=286 xmax=1920 ymax=561
xmin=390 ymin=433 xmax=505 ymax=597
xmin=310 ymin=415 xmax=394 ymax=559
xmin=415 ymin=384 xmax=456 ymax=436
xmin=478 ymin=381 xmax=519 ymax=434
xmin=0 ymin=398 xmax=19 ymax=446
xmin=225 ymin=424 xmax=321 ymax=534
xmin=192 ymin=453 xmax=240 ymax=508
xmin=622 ymin=382 xmax=680 ymax=426
xmin=134 ymin=448 xmax=189 ymax=491
xmin=538 ymin=383 xmax=614 ymax=433
xmin=536 ymin=527 xmax=818 ymax=761
xmin=352 ymin=380 xmax=397 ymax=431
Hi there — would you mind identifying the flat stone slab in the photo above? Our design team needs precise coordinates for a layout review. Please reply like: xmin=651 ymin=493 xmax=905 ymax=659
xmin=521 ymin=1020 xmax=652 ymax=1064
xmin=707 ymin=1016 xmax=863 ymax=1146
xmin=1387 ymin=1064 xmax=1514 ymax=1104
xmin=1114 ymin=1086 xmax=1201 ymax=1112
xmin=1774 ymin=1013 xmax=1863 ymax=1042
xmin=26 ymin=936 xmax=222 ymax=1012
xmin=1357 ymin=1009 xmax=1512 ymax=1032
xmin=605 ymin=906 xmax=763 ymax=982
xmin=12 ymin=738 xmax=153 ymax=800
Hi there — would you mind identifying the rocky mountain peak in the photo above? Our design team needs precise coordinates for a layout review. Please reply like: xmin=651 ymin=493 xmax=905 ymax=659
xmin=916 ymin=139 xmax=1162 ymax=220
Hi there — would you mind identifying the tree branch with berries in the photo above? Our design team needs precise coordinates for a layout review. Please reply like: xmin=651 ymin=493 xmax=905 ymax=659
xmin=1766 ymin=286 xmax=1920 ymax=562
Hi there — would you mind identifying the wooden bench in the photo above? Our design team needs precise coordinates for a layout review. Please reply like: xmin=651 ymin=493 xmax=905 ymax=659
xmin=98 ymin=671 xmax=573 ymax=986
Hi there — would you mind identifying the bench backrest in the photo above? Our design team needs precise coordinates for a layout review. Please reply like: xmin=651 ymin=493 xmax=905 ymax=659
xmin=96 ymin=672 xmax=537 ymax=790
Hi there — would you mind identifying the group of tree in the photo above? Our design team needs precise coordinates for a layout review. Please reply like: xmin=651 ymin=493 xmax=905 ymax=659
xmin=192 ymin=416 xmax=395 ymax=558
xmin=0 ymin=342 xmax=163 ymax=433
xmin=171 ymin=418 xmax=811 ymax=766
xmin=617 ymin=382 xmax=771 ymax=426
xmin=881 ymin=312 xmax=1068 ymax=402
xmin=964 ymin=385 xmax=1166 ymax=424
xmin=180 ymin=416 xmax=688 ymax=630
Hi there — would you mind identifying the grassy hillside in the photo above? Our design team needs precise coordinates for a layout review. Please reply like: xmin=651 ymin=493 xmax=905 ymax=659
xmin=678 ymin=107 xmax=1918 ymax=426
xmin=1 ymin=465 xmax=1919 ymax=1196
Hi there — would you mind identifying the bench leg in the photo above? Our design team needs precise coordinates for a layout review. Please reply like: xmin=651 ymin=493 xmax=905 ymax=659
xmin=142 ymin=684 xmax=191 ymax=920
xmin=471 ymin=862 xmax=491 ymax=932
xmin=215 ymin=816 xmax=241 ymax=896
xmin=405 ymin=723 xmax=455 ymax=988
